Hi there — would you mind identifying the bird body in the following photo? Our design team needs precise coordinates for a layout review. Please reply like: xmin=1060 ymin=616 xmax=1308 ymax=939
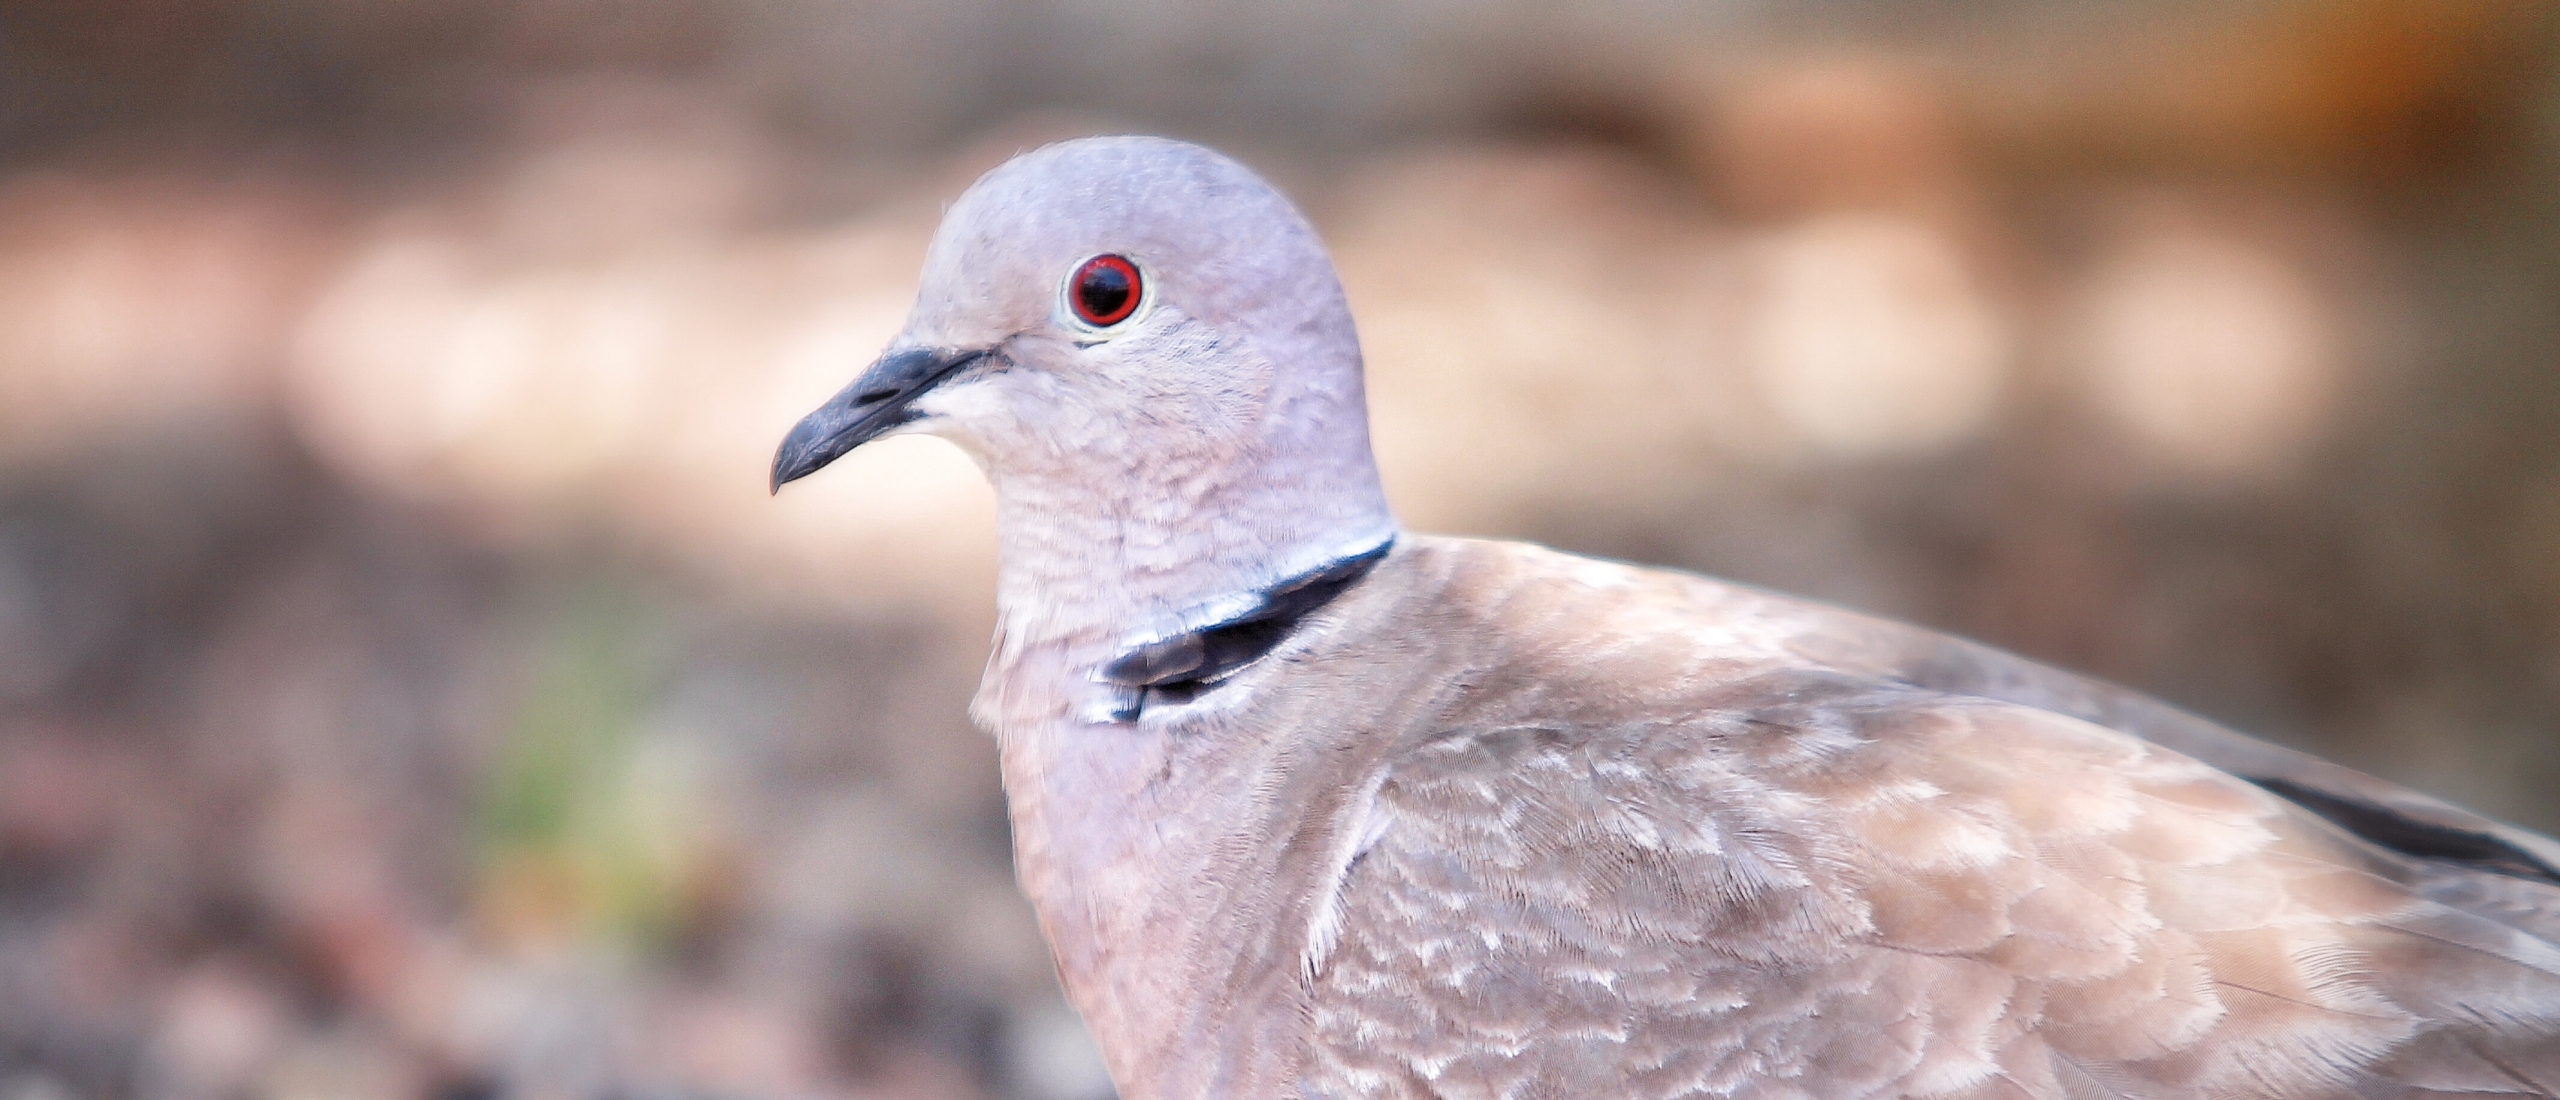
xmin=774 ymin=137 xmax=2560 ymax=1099
xmin=992 ymin=536 xmax=2560 ymax=1099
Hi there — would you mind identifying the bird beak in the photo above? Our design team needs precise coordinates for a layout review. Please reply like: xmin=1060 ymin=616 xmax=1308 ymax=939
xmin=770 ymin=345 xmax=992 ymax=492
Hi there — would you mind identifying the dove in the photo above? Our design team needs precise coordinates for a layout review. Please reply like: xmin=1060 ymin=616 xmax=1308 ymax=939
xmin=774 ymin=136 xmax=2560 ymax=1100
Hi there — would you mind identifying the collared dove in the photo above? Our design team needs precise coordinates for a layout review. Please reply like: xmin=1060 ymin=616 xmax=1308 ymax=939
xmin=773 ymin=136 xmax=2560 ymax=1100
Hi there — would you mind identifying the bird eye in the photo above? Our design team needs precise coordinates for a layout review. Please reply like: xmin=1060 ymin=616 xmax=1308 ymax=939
xmin=1068 ymin=254 xmax=1142 ymax=328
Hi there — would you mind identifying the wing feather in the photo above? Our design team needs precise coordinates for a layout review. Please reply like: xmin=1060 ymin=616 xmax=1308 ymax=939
xmin=1292 ymin=540 xmax=2560 ymax=1099
xmin=1302 ymin=680 xmax=2560 ymax=1099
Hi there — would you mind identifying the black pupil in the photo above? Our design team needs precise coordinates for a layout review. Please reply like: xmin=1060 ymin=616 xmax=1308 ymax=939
xmin=1077 ymin=261 xmax=1134 ymax=323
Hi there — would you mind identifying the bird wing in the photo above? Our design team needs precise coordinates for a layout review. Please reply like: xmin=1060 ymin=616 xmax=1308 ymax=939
xmin=1295 ymin=540 xmax=2560 ymax=1100
xmin=1787 ymin=603 xmax=2560 ymax=941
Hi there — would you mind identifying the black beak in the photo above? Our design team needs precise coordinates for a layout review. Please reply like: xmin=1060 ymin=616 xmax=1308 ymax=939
xmin=771 ymin=346 xmax=992 ymax=493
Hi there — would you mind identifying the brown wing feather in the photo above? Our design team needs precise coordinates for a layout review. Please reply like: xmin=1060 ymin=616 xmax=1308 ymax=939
xmin=1298 ymin=540 xmax=2560 ymax=1099
xmin=1304 ymin=681 xmax=2560 ymax=1099
xmin=1806 ymin=624 xmax=2560 ymax=894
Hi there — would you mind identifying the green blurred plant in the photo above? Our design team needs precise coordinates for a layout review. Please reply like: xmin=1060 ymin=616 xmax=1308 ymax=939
xmin=474 ymin=585 xmax=715 ymax=957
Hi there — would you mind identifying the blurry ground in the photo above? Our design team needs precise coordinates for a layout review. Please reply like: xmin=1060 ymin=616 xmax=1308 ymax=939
xmin=3 ymin=1 xmax=2559 ymax=1098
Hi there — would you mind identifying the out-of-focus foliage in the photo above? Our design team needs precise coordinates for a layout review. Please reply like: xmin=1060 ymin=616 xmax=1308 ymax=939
xmin=1 ymin=1 xmax=2556 ymax=1098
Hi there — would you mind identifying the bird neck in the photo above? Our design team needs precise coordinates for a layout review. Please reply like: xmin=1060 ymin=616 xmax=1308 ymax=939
xmin=967 ymin=401 xmax=1392 ymax=736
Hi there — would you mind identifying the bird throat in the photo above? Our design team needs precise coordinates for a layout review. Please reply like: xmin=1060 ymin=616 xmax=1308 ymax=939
xmin=1098 ymin=538 xmax=1392 ymax=720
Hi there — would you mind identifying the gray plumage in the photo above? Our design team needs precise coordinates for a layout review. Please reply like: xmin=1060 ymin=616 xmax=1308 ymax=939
xmin=774 ymin=136 xmax=2560 ymax=1100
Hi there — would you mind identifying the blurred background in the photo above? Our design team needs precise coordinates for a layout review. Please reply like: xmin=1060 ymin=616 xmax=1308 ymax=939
xmin=2 ymin=0 xmax=2557 ymax=1096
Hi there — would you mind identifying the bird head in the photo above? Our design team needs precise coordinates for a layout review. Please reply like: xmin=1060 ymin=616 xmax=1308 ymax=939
xmin=771 ymin=136 xmax=1380 ymax=501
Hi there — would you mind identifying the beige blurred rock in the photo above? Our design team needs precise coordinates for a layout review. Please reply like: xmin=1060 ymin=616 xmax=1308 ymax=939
xmin=840 ymin=1048 xmax=985 ymax=1100
xmin=374 ymin=935 xmax=484 ymax=1080
xmin=149 ymin=959 xmax=291 ymax=1100
xmin=1335 ymin=144 xmax=2012 ymax=532
xmin=1736 ymin=213 xmax=2010 ymax=462
xmin=2067 ymin=204 xmax=2343 ymax=487
xmin=258 ymin=1035 xmax=421 ymax=1100
xmin=0 ymin=729 xmax=127 ymax=857
xmin=762 ymin=788 xmax=968 ymax=938
xmin=644 ymin=991 xmax=834 ymax=1099
xmin=280 ymin=83 xmax=996 ymax=616
xmin=286 ymin=193 xmax=1000 ymax=619
xmin=286 ymin=229 xmax=684 ymax=525
xmin=0 ymin=176 xmax=336 ymax=468
xmin=436 ymin=951 xmax=637 ymax=1099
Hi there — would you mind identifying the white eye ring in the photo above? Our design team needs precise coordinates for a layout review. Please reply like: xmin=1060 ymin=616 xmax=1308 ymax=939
xmin=1059 ymin=253 xmax=1151 ymax=336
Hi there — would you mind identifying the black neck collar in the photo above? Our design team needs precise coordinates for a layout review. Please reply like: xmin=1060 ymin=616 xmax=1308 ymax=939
xmin=1100 ymin=538 xmax=1393 ymax=719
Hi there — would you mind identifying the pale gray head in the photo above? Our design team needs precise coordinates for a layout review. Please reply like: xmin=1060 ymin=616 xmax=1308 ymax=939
xmin=774 ymin=137 xmax=1396 ymax=640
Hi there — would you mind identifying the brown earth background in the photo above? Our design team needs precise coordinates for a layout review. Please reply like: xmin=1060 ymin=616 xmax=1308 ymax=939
xmin=2 ymin=2 xmax=2558 ymax=1098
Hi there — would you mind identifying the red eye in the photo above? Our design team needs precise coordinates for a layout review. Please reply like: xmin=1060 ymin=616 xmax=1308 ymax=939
xmin=1070 ymin=254 xmax=1142 ymax=327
